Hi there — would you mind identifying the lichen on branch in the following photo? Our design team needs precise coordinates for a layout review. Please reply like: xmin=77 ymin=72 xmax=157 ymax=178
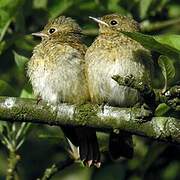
xmin=0 ymin=96 xmax=179 ymax=144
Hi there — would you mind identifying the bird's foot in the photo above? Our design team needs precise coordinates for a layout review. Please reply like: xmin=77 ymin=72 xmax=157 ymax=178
xmin=36 ymin=95 xmax=42 ymax=105
xmin=133 ymin=103 xmax=153 ymax=123
xmin=94 ymin=160 xmax=101 ymax=168
xmin=101 ymin=102 xmax=107 ymax=113
xmin=161 ymin=85 xmax=180 ymax=111
xmin=83 ymin=159 xmax=101 ymax=168
xmin=112 ymin=74 xmax=135 ymax=88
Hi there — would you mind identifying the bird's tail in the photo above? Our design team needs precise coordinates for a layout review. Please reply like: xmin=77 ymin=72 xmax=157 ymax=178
xmin=61 ymin=126 xmax=100 ymax=167
xmin=109 ymin=131 xmax=134 ymax=160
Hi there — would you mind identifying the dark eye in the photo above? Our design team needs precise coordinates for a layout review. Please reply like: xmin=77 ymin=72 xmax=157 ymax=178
xmin=49 ymin=28 xmax=56 ymax=34
xmin=110 ymin=20 xmax=118 ymax=26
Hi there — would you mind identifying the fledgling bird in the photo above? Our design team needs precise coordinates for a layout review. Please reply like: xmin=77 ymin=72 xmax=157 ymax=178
xmin=27 ymin=16 xmax=100 ymax=166
xmin=85 ymin=14 xmax=153 ymax=160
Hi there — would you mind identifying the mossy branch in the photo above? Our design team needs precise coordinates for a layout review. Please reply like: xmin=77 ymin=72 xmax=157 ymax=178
xmin=0 ymin=96 xmax=179 ymax=144
xmin=112 ymin=74 xmax=180 ymax=111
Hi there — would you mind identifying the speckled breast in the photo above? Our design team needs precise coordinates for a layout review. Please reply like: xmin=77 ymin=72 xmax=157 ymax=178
xmin=86 ymin=46 xmax=149 ymax=107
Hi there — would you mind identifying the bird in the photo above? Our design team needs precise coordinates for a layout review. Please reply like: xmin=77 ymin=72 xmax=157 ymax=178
xmin=85 ymin=14 xmax=153 ymax=160
xmin=27 ymin=16 xmax=100 ymax=167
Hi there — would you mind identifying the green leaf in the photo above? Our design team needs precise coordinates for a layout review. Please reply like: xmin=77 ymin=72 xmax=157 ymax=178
xmin=108 ymin=0 xmax=130 ymax=15
xmin=122 ymin=32 xmax=180 ymax=60
xmin=158 ymin=55 xmax=175 ymax=92
xmin=20 ymin=89 xmax=33 ymax=98
xmin=48 ymin=0 xmax=74 ymax=19
xmin=168 ymin=4 xmax=180 ymax=18
xmin=0 ymin=41 xmax=6 ymax=54
xmin=162 ymin=161 xmax=180 ymax=180
xmin=13 ymin=51 xmax=29 ymax=71
xmin=15 ymin=35 xmax=36 ymax=51
xmin=139 ymin=0 xmax=153 ymax=19
xmin=33 ymin=0 xmax=47 ymax=9
xmin=0 ymin=0 xmax=25 ymax=41
xmin=154 ymin=34 xmax=180 ymax=52
xmin=0 ymin=122 xmax=5 ymax=134
xmin=155 ymin=103 xmax=170 ymax=116
xmin=0 ymin=9 xmax=11 ymax=41
xmin=79 ymin=1 xmax=97 ymax=11
xmin=0 ymin=80 xmax=15 ymax=96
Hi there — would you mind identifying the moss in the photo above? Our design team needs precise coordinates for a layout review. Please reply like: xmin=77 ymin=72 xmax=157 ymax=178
xmin=74 ymin=103 xmax=99 ymax=127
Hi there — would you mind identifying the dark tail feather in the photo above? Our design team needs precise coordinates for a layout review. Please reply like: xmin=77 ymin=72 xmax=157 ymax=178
xmin=76 ymin=127 xmax=100 ymax=163
xmin=61 ymin=126 xmax=79 ymax=146
xmin=109 ymin=131 xmax=134 ymax=160
xmin=61 ymin=126 xmax=100 ymax=163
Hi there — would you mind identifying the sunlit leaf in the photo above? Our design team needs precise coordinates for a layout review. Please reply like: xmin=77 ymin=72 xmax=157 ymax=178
xmin=158 ymin=55 xmax=175 ymax=92
xmin=155 ymin=103 xmax=170 ymax=116
xmin=154 ymin=34 xmax=180 ymax=52
xmin=33 ymin=0 xmax=47 ymax=9
xmin=168 ymin=4 xmax=180 ymax=18
xmin=20 ymin=89 xmax=33 ymax=98
xmin=0 ymin=10 xmax=11 ymax=41
xmin=122 ymin=32 xmax=180 ymax=60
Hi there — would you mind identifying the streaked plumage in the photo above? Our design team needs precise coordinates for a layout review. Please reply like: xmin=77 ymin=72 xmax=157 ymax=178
xmin=85 ymin=14 xmax=153 ymax=159
xmin=27 ymin=16 xmax=100 ymax=166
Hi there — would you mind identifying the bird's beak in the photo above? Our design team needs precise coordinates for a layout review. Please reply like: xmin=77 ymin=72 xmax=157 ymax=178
xmin=89 ymin=16 xmax=109 ymax=27
xmin=32 ymin=32 xmax=48 ymax=38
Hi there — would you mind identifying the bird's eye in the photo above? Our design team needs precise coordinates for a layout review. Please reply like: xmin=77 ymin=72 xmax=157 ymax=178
xmin=49 ymin=28 xmax=56 ymax=34
xmin=110 ymin=20 xmax=118 ymax=26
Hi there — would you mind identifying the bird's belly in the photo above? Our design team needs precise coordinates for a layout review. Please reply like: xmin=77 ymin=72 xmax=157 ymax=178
xmin=30 ymin=67 xmax=60 ymax=104
xmin=28 ymin=61 xmax=88 ymax=105
xmin=88 ymin=59 xmax=142 ymax=107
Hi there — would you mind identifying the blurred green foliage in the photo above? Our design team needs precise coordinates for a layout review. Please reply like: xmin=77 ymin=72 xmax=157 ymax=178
xmin=0 ymin=0 xmax=180 ymax=180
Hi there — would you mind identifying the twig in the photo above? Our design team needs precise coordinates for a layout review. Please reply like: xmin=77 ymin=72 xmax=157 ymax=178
xmin=6 ymin=150 xmax=20 ymax=180
xmin=112 ymin=74 xmax=156 ymax=110
xmin=156 ymin=85 xmax=180 ymax=111
xmin=38 ymin=158 xmax=74 ymax=180
xmin=140 ymin=18 xmax=180 ymax=32
xmin=112 ymin=74 xmax=180 ymax=111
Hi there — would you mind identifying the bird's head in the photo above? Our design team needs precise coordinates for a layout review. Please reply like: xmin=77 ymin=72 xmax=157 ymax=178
xmin=89 ymin=14 xmax=140 ymax=35
xmin=32 ymin=16 xmax=82 ymax=40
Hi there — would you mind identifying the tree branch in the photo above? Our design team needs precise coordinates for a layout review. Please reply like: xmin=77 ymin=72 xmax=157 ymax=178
xmin=0 ymin=96 xmax=179 ymax=144
xmin=140 ymin=18 xmax=180 ymax=32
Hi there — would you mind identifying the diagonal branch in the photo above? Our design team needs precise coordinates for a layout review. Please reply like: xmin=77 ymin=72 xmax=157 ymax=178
xmin=0 ymin=96 xmax=179 ymax=144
